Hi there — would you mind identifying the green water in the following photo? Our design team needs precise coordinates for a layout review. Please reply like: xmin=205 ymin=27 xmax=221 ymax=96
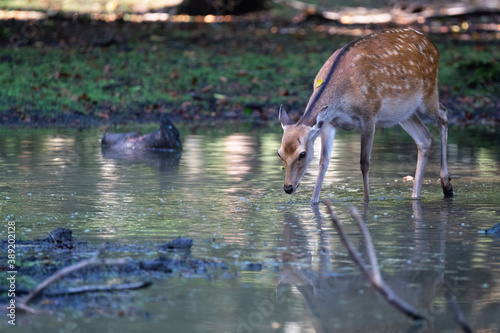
xmin=0 ymin=124 xmax=499 ymax=332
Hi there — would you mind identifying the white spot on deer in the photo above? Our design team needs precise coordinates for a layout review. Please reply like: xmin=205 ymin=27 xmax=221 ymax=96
xmin=409 ymin=60 xmax=415 ymax=66
xmin=360 ymin=85 xmax=367 ymax=94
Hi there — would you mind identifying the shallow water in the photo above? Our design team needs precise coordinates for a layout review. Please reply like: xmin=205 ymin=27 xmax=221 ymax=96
xmin=1 ymin=124 xmax=499 ymax=332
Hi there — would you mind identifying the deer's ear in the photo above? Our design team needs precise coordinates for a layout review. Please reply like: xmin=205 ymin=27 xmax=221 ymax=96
xmin=279 ymin=105 xmax=294 ymax=128
xmin=308 ymin=113 xmax=326 ymax=139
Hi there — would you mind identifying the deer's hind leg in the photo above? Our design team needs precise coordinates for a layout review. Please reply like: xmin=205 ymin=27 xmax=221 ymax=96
xmin=360 ymin=120 xmax=376 ymax=203
xmin=437 ymin=102 xmax=454 ymax=197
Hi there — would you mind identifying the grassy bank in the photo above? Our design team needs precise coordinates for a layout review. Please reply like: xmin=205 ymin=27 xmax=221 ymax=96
xmin=0 ymin=17 xmax=499 ymax=126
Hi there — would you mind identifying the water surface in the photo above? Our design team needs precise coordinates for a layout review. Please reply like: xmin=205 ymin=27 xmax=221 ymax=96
xmin=0 ymin=124 xmax=499 ymax=332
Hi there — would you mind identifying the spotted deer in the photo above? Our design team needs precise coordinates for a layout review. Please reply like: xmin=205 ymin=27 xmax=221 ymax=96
xmin=277 ymin=28 xmax=454 ymax=203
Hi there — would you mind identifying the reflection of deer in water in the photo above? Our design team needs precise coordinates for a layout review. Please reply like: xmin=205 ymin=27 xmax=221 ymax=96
xmin=277 ymin=202 xmax=452 ymax=332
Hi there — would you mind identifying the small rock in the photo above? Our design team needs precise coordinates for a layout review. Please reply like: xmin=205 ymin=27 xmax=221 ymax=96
xmin=158 ymin=237 xmax=193 ymax=250
xmin=46 ymin=228 xmax=74 ymax=243
xmin=486 ymin=223 xmax=500 ymax=236
xmin=244 ymin=263 xmax=263 ymax=271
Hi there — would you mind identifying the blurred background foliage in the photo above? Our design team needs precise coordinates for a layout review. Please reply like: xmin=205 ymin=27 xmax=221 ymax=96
xmin=0 ymin=0 xmax=499 ymax=125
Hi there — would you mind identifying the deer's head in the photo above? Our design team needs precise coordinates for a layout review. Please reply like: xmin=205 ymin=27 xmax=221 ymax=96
xmin=277 ymin=106 xmax=324 ymax=195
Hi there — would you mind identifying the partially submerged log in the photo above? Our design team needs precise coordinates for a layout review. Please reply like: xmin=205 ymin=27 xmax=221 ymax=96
xmin=101 ymin=114 xmax=182 ymax=151
xmin=177 ymin=0 xmax=268 ymax=15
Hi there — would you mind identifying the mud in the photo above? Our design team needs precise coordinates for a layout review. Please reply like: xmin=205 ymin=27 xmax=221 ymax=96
xmin=0 ymin=229 xmax=243 ymax=315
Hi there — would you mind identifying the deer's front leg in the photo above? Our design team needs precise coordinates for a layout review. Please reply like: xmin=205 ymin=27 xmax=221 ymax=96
xmin=399 ymin=114 xmax=432 ymax=200
xmin=311 ymin=125 xmax=336 ymax=203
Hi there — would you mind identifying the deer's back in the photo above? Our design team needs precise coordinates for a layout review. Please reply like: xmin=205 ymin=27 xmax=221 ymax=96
xmin=309 ymin=29 xmax=440 ymax=128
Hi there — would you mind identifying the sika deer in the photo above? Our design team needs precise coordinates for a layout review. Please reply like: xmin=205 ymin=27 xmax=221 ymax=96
xmin=277 ymin=28 xmax=454 ymax=203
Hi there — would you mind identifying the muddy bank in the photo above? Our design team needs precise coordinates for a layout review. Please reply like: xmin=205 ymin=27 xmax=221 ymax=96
xmin=0 ymin=228 xmax=263 ymax=316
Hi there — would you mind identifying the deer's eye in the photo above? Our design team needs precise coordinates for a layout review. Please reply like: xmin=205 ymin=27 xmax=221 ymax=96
xmin=298 ymin=151 xmax=306 ymax=160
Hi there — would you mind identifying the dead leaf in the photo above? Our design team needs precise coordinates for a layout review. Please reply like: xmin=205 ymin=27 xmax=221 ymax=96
xmin=279 ymin=87 xmax=289 ymax=96
xmin=78 ymin=93 xmax=90 ymax=101
xmin=170 ymin=69 xmax=179 ymax=80
xmin=181 ymin=101 xmax=192 ymax=110
xmin=55 ymin=71 xmax=71 ymax=79
xmin=97 ymin=112 xmax=109 ymax=120
xmin=201 ymin=84 xmax=213 ymax=93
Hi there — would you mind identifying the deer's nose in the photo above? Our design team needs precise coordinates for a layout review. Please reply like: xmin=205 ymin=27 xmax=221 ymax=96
xmin=283 ymin=184 xmax=294 ymax=194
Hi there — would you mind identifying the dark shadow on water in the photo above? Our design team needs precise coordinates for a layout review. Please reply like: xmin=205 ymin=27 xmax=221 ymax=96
xmin=101 ymin=146 xmax=182 ymax=172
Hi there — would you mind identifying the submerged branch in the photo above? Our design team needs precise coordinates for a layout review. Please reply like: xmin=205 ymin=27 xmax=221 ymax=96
xmin=17 ymin=246 xmax=128 ymax=313
xmin=445 ymin=290 xmax=473 ymax=333
xmin=45 ymin=281 xmax=152 ymax=297
xmin=349 ymin=206 xmax=382 ymax=286
xmin=324 ymin=200 xmax=425 ymax=321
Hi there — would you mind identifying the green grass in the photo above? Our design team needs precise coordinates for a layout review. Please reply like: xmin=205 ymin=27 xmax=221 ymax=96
xmin=0 ymin=28 xmax=335 ymax=119
xmin=438 ymin=42 xmax=500 ymax=96
xmin=0 ymin=22 xmax=498 ymax=122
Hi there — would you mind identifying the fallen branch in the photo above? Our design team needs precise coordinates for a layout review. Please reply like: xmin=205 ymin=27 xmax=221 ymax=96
xmin=45 ymin=281 xmax=152 ymax=297
xmin=324 ymin=200 xmax=425 ymax=320
xmin=445 ymin=290 xmax=473 ymax=333
xmin=16 ymin=246 xmax=128 ymax=314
